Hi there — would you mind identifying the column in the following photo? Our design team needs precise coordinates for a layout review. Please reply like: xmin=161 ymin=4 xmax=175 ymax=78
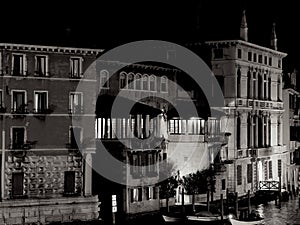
xmin=84 ymin=153 xmax=92 ymax=196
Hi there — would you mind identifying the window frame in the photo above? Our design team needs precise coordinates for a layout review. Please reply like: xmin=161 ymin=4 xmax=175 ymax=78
xmin=11 ymin=90 xmax=27 ymax=113
xmin=99 ymin=69 xmax=109 ymax=89
xmin=12 ymin=53 xmax=27 ymax=76
xmin=69 ymin=126 xmax=83 ymax=148
xmin=34 ymin=55 xmax=49 ymax=77
xmin=34 ymin=90 xmax=48 ymax=113
xmin=10 ymin=126 xmax=27 ymax=149
xmin=160 ymin=76 xmax=168 ymax=93
xmin=70 ymin=57 xmax=83 ymax=78
xmin=69 ymin=92 xmax=83 ymax=114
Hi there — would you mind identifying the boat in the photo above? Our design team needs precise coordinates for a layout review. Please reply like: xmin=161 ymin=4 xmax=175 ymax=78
xmin=162 ymin=214 xmax=185 ymax=223
xmin=228 ymin=215 xmax=264 ymax=225
xmin=187 ymin=211 xmax=228 ymax=222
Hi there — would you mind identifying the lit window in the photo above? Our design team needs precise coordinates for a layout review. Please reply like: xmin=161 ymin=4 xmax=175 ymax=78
xmin=35 ymin=55 xmax=48 ymax=76
xmin=99 ymin=70 xmax=109 ymax=88
xmin=34 ymin=91 xmax=48 ymax=113
xmin=69 ymin=92 xmax=83 ymax=114
xmin=70 ymin=57 xmax=82 ymax=78
xmin=12 ymin=54 xmax=27 ymax=76
xmin=160 ymin=76 xmax=168 ymax=92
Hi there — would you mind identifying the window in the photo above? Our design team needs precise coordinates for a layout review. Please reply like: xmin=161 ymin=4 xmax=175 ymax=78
xmin=69 ymin=92 xmax=83 ymax=114
xmin=11 ymin=127 xmax=25 ymax=149
xmin=12 ymin=54 xmax=27 ymax=76
xmin=34 ymin=91 xmax=48 ymax=113
xmin=127 ymin=73 xmax=134 ymax=89
xmin=237 ymin=68 xmax=241 ymax=98
xmin=145 ymin=187 xmax=152 ymax=200
xmin=149 ymin=75 xmax=156 ymax=91
xmin=169 ymin=119 xmax=182 ymax=134
xmin=269 ymin=57 xmax=272 ymax=66
xmin=0 ymin=90 xmax=3 ymax=108
xmin=268 ymin=161 xmax=273 ymax=179
xmin=99 ymin=70 xmax=109 ymax=88
xmin=214 ymin=49 xmax=223 ymax=59
xmin=160 ymin=76 xmax=168 ymax=92
xmin=69 ymin=127 xmax=82 ymax=149
xmin=237 ymin=49 xmax=242 ymax=59
xmin=119 ymin=72 xmax=126 ymax=89
xmin=12 ymin=173 xmax=24 ymax=197
xmin=35 ymin=55 xmax=48 ymax=76
xmin=253 ymin=72 xmax=257 ymax=98
xmin=247 ymin=164 xmax=253 ymax=183
xmin=135 ymin=74 xmax=142 ymax=90
xmin=248 ymin=52 xmax=252 ymax=61
xmin=152 ymin=186 xmax=157 ymax=199
xmin=130 ymin=187 xmax=143 ymax=202
xmin=278 ymin=59 xmax=281 ymax=68
xmin=237 ymin=165 xmax=242 ymax=185
xmin=253 ymin=53 xmax=257 ymax=62
xmin=64 ymin=171 xmax=75 ymax=194
xmin=221 ymin=179 xmax=226 ymax=190
xmin=237 ymin=116 xmax=241 ymax=149
xmin=12 ymin=90 xmax=27 ymax=113
xmin=258 ymin=55 xmax=262 ymax=63
xmin=142 ymin=75 xmax=149 ymax=90
xmin=264 ymin=56 xmax=268 ymax=65
xmin=278 ymin=159 xmax=282 ymax=177
xmin=70 ymin=57 xmax=82 ymax=78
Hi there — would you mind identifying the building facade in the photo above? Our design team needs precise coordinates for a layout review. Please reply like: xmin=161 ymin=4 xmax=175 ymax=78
xmin=206 ymin=12 xmax=288 ymax=196
xmin=0 ymin=43 xmax=101 ymax=224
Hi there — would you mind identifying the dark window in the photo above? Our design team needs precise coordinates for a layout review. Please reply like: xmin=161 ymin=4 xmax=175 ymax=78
xmin=64 ymin=171 xmax=75 ymax=194
xmin=237 ymin=49 xmax=242 ymax=59
xmin=258 ymin=55 xmax=262 ymax=63
xmin=138 ymin=187 xmax=142 ymax=201
xmin=12 ymin=127 xmax=25 ymax=149
xmin=35 ymin=56 xmax=47 ymax=76
xmin=221 ymin=179 xmax=226 ymax=190
xmin=237 ymin=69 xmax=241 ymax=98
xmin=253 ymin=53 xmax=257 ymax=62
xmin=237 ymin=117 xmax=241 ymax=149
xmin=269 ymin=161 xmax=273 ymax=179
xmin=13 ymin=55 xmax=26 ymax=76
xmin=278 ymin=60 xmax=281 ymax=68
xmin=269 ymin=57 xmax=272 ymax=66
xmin=0 ymin=90 xmax=3 ymax=108
xmin=153 ymin=187 xmax=157 ymax=199
xmin=247 ymin=164 xmax=253 ymax=183
xmin=214 ymin=49 xmax=223 ymax=59
xmin=12 ymin=91 xmax=26 ymax=113
xmin=216 ymin=76 xmax=224 ymax=93
xmin=69 ymin=93 xmax=83 ymax=114
xmin=70 ymin=127 xmax=82 ymax=149
xmin=264 ymin=56 xmax=268 ymax=64
xmin=278 ymin=159 xmax=282 ymax=177
xmin=119 ymin=73 xmax=126 ymax=89
xmin=237 ymin=165 xmax=242 ymax=185
xmin=12 ymin=172 xmax=24 ymax=197
xmin=248 ymin=52 xmax=252 ymax=61
xmin=100 ymin=70 xmax=109 ymax=88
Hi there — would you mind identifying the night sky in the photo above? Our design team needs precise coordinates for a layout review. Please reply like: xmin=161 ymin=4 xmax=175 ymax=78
xmin=1 ymin=0 xmax=298 ymax=71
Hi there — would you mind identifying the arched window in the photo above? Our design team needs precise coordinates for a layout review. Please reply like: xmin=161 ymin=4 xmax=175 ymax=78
xmin=119 ymin=72 xmax=127 ymax=89
xmin=149 ymin=75 xmax=156 ymax=91
xmin=247 ymin=71 xmax=252 ymax=98
xmin=100 ymin=70 xmax=109 ymax=89
xmin=160 ymin=76 xmax=168 ymax=92
xmin=237 ymin=116 xmax=241 ymax=149
xmin=253 ymin=72 xmax=257 ymax=99
xmin=135 ymin=73 xmax=142 ymax=90
xmin=127 ymin=72 xmax=134 ymax=89
xmin=142 ymin=75 xmax=149 ymax=90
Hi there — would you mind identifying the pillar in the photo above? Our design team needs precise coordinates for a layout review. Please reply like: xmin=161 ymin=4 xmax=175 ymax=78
xmin=84 ymin=152 xmax=92 ymax=196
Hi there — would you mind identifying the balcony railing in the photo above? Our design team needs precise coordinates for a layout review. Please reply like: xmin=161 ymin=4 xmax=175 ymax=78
xmin=234 ymin=98 xmax=284 ymax=110
xmin=68 ymin=106 xmax=84 ymax=115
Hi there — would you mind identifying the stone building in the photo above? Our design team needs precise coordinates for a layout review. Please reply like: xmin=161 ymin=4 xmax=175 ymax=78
xmin=0 ymin=43 xmax=101 ymax=224
xmin=206 ymin=11 xmax=288 ymax=196
xmin=283 ymin=69 xmax=300 ymax=193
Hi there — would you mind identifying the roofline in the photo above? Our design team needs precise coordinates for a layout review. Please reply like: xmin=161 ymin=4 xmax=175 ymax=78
xmin=0 ymin=42 xmax=104 ymax=55
xmin=205 ymin=40 xmax=287 ymax=57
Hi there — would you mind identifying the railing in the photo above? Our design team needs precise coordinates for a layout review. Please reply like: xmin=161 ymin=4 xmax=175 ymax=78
xmin=233 ymin=98 xmax=284 ymax=110
xmin=258 ymin=181 xmax=280 ymax=191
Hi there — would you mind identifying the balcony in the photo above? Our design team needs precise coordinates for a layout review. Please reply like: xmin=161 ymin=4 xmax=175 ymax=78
xmin=69 ymin=106 xmax=83 ymax=115
xmin=233 ymin=98 xmax=284 ymax=110
xmin=247 ymin=145 xmax=286 ymax=158
xmin=11 ymin=105 xmax=28 ymax=118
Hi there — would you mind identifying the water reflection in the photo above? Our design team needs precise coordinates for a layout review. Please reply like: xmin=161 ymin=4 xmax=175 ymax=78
xmin=254 ymin=198 xmax=300 ymax=225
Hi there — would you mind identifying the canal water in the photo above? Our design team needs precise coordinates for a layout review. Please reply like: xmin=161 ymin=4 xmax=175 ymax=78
xmin=253 ymin=197 xmax=300 ymax=225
